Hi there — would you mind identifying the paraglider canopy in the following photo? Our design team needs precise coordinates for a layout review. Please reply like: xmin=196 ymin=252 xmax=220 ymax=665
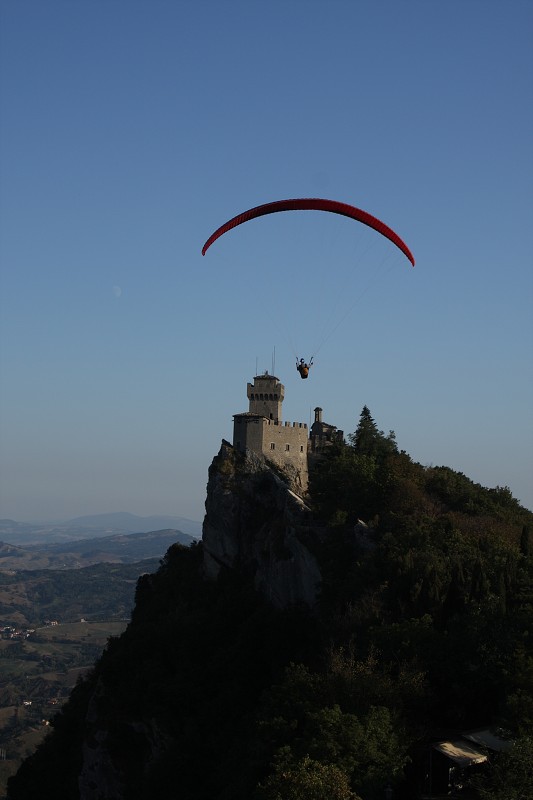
xmin=202 ymin=197 xmax=415 ymax=267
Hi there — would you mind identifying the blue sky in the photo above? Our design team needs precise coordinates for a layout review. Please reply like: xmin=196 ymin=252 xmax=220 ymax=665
xmin=1 ymin=0 xmax=532 ymax=522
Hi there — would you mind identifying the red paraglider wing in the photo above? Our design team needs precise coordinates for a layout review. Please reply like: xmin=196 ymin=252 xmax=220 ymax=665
xmin=201 ymin=198 xmax=415 ymax=266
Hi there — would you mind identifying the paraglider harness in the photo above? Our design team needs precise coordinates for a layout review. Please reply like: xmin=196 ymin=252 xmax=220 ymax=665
xmin=296 ymin=357 xmax=313 ymax=379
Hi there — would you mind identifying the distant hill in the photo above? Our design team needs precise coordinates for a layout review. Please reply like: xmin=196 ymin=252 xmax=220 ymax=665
xmin=0 ymin=513 xmax=202 ymax=546
xmin=0 ymin=558 xmax=161 ymax=628
xmin=66 ymin=512 xmax=202 ymax=537
xmin=0 ymin=529 xmax=195 ymax=571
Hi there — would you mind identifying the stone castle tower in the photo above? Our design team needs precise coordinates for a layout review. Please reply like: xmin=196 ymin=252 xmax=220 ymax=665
xmin=233 ymin=373 xmax=309 ymax=492
xmin=247 ymin=373 xmax=284 ymax=422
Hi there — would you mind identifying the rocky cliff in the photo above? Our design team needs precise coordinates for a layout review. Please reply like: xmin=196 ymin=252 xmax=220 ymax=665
xmin=7 ymin=440 xmax=325 ymax=800
xmin=202 ymin=440 xmax=322 ymax=609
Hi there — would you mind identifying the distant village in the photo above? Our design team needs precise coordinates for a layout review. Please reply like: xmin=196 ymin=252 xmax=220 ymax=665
xmin=1 ymin=620 xmax=60 ymax=640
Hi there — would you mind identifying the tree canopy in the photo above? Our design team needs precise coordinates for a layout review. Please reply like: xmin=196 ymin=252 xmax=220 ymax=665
xmin=7 ymin=408 xmax=533 ymax=800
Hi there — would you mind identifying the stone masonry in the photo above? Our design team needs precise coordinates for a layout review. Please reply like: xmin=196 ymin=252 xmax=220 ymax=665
xmin=233 ymin=373 xmax=308 ymax=492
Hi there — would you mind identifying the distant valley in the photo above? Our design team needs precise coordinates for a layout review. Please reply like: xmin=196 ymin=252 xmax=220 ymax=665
xmin=0 ymin=520 xmax=201 ymax=791
xmin=0 ymin=512 xmax=202 ymax=547
xmin=0 ymin=552 xmax=166 ymax=793
xmin=0 ymin=528 xmax=196 ymax=571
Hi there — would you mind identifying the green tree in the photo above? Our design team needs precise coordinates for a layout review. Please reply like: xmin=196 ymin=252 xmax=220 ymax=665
xmin=255 ymin=753 xmax=360 ymax=800
xmin=520 ymin=526 xmax=530 ymax=558
xmin=470 ymin=735 xmax=533 ymax=800
xmin=257 ymin=664 xmax=409 ymax=799
xmin=349 ymin=406 xmax=397 ymax=460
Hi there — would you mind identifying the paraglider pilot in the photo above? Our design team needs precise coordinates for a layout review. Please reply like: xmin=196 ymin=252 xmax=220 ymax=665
xmin=296 ymin=357 xmax=313 ymax=379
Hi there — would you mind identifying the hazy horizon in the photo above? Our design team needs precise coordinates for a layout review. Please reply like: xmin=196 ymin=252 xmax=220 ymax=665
xmin=0 ymin=510 xmax=205 ymax=525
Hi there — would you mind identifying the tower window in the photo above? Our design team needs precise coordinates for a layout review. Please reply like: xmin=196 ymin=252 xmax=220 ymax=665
xmin=285 ymin=444 xmax=290 ymax=451
xmin=270 ymin=443 xmax=275 ymax=450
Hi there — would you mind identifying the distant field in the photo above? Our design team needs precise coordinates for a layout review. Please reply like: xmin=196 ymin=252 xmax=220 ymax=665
xmin=0 ymin=554 xmax=153 ymax=798
xmin=0 ymin=619 xmax=130 ymax=798
xmin=35 ymin=620 xmax=127 ymax=641
xmin=0 ymin=725 xmax=49 ymax=795
xmin=0 ymin=706 xmax=16 ymax=727
xmin=0 ymin=557 xmax=146 ymax=798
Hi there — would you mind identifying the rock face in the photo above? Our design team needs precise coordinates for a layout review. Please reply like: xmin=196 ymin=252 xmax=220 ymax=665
xmin=202 ymin=441 xmax=322 ymax=609
xmin=8 ymin=442 xmax=325 ymax=800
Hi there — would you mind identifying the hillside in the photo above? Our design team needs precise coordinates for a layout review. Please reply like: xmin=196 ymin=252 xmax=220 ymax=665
xmin=0 ymin=558 xmax=162 ymax=797
xmin=0 ymin=559 xmax=160 ymax=629
xmin=0 ymin=514 xmax=202 ymax=547
xmin=0 ymin=529 xmax=195 ymax=571
xmin=6 ymin=410 xmax=533 ymax=800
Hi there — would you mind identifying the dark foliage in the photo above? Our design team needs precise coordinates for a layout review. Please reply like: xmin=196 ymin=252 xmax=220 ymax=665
xmin=7 ymin=409 xmax=533 ymax=799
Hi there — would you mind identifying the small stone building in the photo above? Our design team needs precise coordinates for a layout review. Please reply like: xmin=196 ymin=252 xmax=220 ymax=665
xmin=309 ymin=407 xmax=344 ymax=453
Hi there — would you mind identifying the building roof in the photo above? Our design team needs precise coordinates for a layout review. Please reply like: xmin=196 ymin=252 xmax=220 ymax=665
xmin=463 ymin=729 xmax=513 ymax=753
xmin=253 ymin=373 xmax=279 ymax=381
xmin=311 ymin=421 xmax=337 ymax=432
xmin=433 ymin=740 xmax=488 ymax=767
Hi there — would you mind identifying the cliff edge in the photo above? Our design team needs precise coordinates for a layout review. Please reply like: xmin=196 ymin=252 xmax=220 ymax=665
xmin=202 ymin=440 xmax=322 ymax=609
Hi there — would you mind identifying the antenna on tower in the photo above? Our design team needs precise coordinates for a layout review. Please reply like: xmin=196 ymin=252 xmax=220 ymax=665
xmin=255 ymin=356 xmax=258 ymax=376
xmin=272 ymin=346 xmax=276 ymax=375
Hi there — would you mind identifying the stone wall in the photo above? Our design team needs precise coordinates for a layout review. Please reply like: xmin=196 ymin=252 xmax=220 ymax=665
xmin=233 ymin=415 xmax=308 ymax=491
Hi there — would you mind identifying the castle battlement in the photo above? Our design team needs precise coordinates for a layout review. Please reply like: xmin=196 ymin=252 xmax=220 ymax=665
xmin=260 ymin=419 xmax=308 ymax=429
